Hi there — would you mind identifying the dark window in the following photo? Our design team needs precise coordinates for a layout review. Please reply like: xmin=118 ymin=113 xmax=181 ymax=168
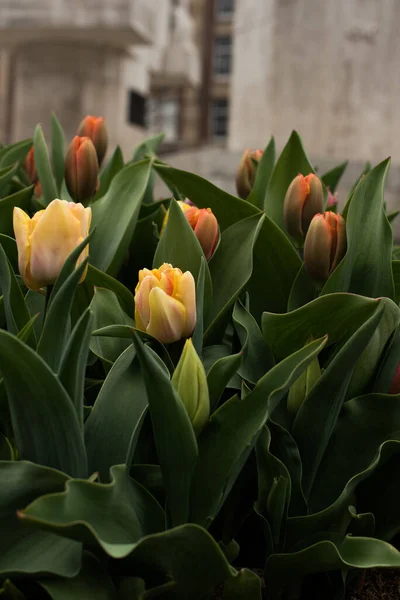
xmin=210 ymin=98 xmax=229 ymax=138
xmin=128 ymin=90 xmax=146 ymax=127
xmin=216 ymin=0 xmax=235 ymax=20
xmin=213 ymin=36 xmax=232 ymax=76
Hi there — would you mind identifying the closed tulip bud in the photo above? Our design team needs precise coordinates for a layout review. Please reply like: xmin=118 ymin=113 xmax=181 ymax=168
xmin=236 ymin=149 xmax=263 ymax=199
xmin=13 ymin=199 xmax=91 ymax=291
xmin=24 ymin=146 xmax=38 ymax=184
xmin=304 ymin=212 xmax=347 ymax=284
xmin=172 ymin=338 xmax=210 ymax=435
xmin=283 ymin=173 xmax=324 ymax=242
xmin=185 ymin=206 xmax=219 ymax=260
xmin=77 ymin=115 xmax=108 ymax=165
xmin=134 ymin=263 xmax=196 ymax=344
xmin=65 ymin=136 xmax=99 ymax=204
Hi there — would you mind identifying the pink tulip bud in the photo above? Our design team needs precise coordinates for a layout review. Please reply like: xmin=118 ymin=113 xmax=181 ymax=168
xmin=283 ymin=173 xmax=324 ymax=242
xmin=327 ymin=188 xmax=339 ymax=211
xmin=77 ymin=115 xmax=108 ymax=166
xmin=235 ymin=149 xmax=263 ymax=199
xmin=65 ymin=136 xmax=99 ymax=205
xmin=304 ymin=211 xmax=347 ymax=284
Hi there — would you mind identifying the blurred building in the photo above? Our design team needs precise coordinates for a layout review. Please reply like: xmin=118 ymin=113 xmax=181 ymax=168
xmin=0 ymin=0 xmax=200 ymax=157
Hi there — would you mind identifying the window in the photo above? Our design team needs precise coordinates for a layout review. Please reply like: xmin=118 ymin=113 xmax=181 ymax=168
xmin=128 ymin=90 xmax=146 ymax=127
xmin=147 ymin=97 xmax=180 ymax=144
xmin=215 ymin=0 xmax=235 ymax=20
xmin=210 ymin=98 xmax=229 ymax=139
xmin=213 ymin=35 xmax=232 ymax=77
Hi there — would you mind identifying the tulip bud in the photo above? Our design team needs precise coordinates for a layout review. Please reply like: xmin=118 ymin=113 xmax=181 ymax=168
xmin=77 ymin=115 xmax=108 ymax=166
xmin=283 ymin=173 xmax=324 ymax=242
xmin=235 ymin=149 xmax=263 ymax=199
xmin=24 ymin=146 xmax=38 ymax=184
xmin=389 ymin=362 xmax=400 ymax=394
xmin=172 ymin=338 xmax=210 ymax=435
xmin=13 ymin=199 xmax=91 ymax=291
xmin=287 ymin=337 xmax=321 ymax=415
xmin=327 ymin=188 xmax=338 ymax=212
xmin=134 ymin=263 xmax=196 ymax=344
xmin=184 ymin=206 xmax=219 ymax=260
xmin=304 ymin=212 xmax=347 ymax=284
xmin=65 ymin=136 xmax=99 ymax=205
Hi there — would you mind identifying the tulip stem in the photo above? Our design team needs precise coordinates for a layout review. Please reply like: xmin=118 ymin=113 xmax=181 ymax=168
xmin=44 ymin=285 xmax=53 ymax=316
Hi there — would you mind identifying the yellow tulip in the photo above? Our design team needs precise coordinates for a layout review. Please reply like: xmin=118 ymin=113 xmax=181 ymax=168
xmin=134 ymin=263 xmax=196 ymax=344
xmin=13 ymin=199 xmax=92 ymax=291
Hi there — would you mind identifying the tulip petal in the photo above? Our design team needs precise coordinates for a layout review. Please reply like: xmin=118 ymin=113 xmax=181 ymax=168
xmin=283 ymin=174 xmax=310 ymax=239
xmin=175 ymin=271 xmax=196 ymax=337
xmin=304 ymin=215 xmax=333 ymax=283
xmin=194 ymin=209 xmax=219 ymax=260
xmin=13 ymin=207 xmax=33 ymax=287
xmin=147 ymin=287 xmax=186 ymax=344
xmin=134 ymin=274 xmax=160 ymax=330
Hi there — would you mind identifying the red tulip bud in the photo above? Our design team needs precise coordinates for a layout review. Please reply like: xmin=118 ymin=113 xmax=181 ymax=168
xmin=283 ymin=173 xmax=324 ymax=242
xmin=185 ymin=207 xmax=219 ymax=260
xmin=304 ymin=212 xmax=347 ymax=284
xmin=236 ymin=149 xmax=263 ymax=199
xmin=65 ymin=136 xmax=99 ymax=205
xmin=24 ymin=146 xmax=38 ymax=184
xmin=77 ymin=115 xmax=108 ymax=166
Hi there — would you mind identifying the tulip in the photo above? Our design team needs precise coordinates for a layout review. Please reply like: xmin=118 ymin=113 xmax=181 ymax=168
xmin=304 ymin=211 xmax=347 ymax=284
xmin=283 ymin=173 xmax=324 ymax=242
xmin=236 ymin=149 xmax=263 ymax=199
xmin=77 ymin=115 xmax=108 ymax=165
xmin=172 ymin=338 xmax=210 ymax=434
xmin=13 ymin=199 xmax=91 ymax=291
xmin=24 ymin=146 xmax=38 ymax=184
xmin=134 ymin=263 xmax=196 ymax=344
xmin=65 ymin=136 xmax=99 ymax=204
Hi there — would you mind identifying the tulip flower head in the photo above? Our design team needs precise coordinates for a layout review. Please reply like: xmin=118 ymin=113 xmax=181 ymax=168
xmin=13 ymin=199 xmax=91 ymax=291
xmin=304 ymin=211 xmax=347 ymax=284
xmin=236 ymin=149 xmax=263 ymax=199
xmin=77 ymin=115 xmax=108 ymax=166
xmin=65 ymin=136 xmax=99 ymax=204
xmin=283 ymin=173 xmax=324 ymax=242
xmin=135 ymin=263 xmax=196 ymax=344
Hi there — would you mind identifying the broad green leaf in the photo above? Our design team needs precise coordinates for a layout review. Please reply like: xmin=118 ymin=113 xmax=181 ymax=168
xmin=0 ymin=330 xmax=87 ymax=477
xmin=223 ymin=569 xmax=262 ymax=599
xmin=86 ymin=264 xmax=134 ymax=319
xmin=322 ymin=159 xmax=395 ymax=300
xmin=89 ymin=288 xmax=133 ymax=363
xmin=207 ymin=352 xmax=242 ymax=410
xmin=247 ymin=137 xmax=275 ymax=209
xmin=85 ymin=346 xmax=148 ymax=480
xmin=0 ymin=163 xmax=18 ymax=197
xmin=38 ymin=552 xmax=116 ymax=600
xmin=133 ymin=333 xmax=198 ymax=526
xmin=0 ymin=234 xmax=18 ymax=271
xmin=262 ymin=293 xmax=380 ymax=361
xmin=59 ymin=308 xmax=93 ymax=428
xmin=192 ymin=257 xmax=206 ymax=356
xmin=94 ymin=146 xmax=124 ymax=201
xmin=321 ymin=161 xmax=348 ymax=194
xmin=0 ymin=461 xmax=81 ymax=578
xmin=90 ymin=160 xmax=151 ymax=275
xmin=293 ymin=303 xmax=385 ymax=497
xmin=0 ymin=139 xmax=32 ymax=169
xmin=264 ymin=131 xmax=315 ymax=234
xmin=392 ymin=260 xmax=400 ymax=303
xmin=343 ymin=161 xmax=371 ymax=218
xmin=154 ymin=163 xmax=259 ymax=231
xmin=131 ymin=133 xmax=164 ymax=162
xmin=19 ymin=465 xmax=164 ymax=556
xmin=286 ymin=264 xmax=316 ymax=311
xmin=33 ymin=125 xmax=58 ymax=206
xmin=153 ymin=198 xmax=212 ymax=316
xmin=0 ymin=186 xmax=33 ymax=237
xmin=205 ymin=214 xmax=264 ymax=344
xmin=190 ymin=337 xmax=326 ymax=526
xmin=51 ymin=113 xmax=65 ymax=194
xmin=373 ymin=327 xmax=400 ymax=393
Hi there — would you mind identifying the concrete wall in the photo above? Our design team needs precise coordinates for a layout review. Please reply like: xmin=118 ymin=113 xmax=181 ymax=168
xmin=229 ymin=0 xmax=400 ymax=167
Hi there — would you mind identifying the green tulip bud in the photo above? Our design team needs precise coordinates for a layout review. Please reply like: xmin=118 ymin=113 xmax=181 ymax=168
xmin=172 ymin=339 xmax=210 ymax=435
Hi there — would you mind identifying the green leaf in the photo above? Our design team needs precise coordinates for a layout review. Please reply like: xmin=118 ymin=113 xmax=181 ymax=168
xmin=132 ymin=133 xmax=164 ymax=162
xmin=190 ymin=337 xmax=326 ymax=526
xmin=192 ymin=257 xmax=206 ymax=356
xmin=0 ymin=139 xmax=32 ymax=169
xmin=51 ymin=113 xmax=65 ymax=194
xmin=0 ymin=330 xmax=87 ymax=477
xmin=207 ymin=352 xmax=242 ymax=410
xmin=0 ymin=186 xmax=33 ymax=237
xmin=205 ymin=214 xmax=264 ymax=344
xmin=264 ymin=131 xmax=315 ymax=234
xmin=321 ymin=161 xmax=348 ymax=194
xmin=59 ymin=308 xmax=93 ymax=428
xmin=0 ymin=164 xmax=18 ymax=197
xmin=392 ymin=260 xmax=400 ymax=303
xmin=223 ymin=569 xmax=262 ymax=599
xmin=38 ymin=552 xmax=116 ymax=600
xmin=247 ymin=137 xmax=275 ymax=209
xmin=322 ymin=159 xmax=395 ymax=300
xmin=373 ymin=327 xmax=400 ymax=393
xmin=85 ymin=346 xmax=148 ymax=481
xmin=89 ymin=288 xmax=133 ymax=363
xmin=153 ymin=198 xmax=213 ymax=316
xmin=132 ymin=333 xmax=198 ymax=526
xmin=90 ymin=160 xmax=151 ymax=275
xmin=33 ymin=125 xmax=58 ymax=206
xmin=154 ymin=163 xmax=259 ymax=231
xmin=286 ymin=264 xmax=316 ymax=311
xmin=94 ymin=146 xmax=124 ymax=201
xmin=293 ymin=302 xmax=385 ymax=497
xmin=262 ymin=293 xmax=380 ymax=361
xmin=86 ymin=264 xmax=134 ymax=319
xmin=0 ymin=461 xmax=81 ymax=578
